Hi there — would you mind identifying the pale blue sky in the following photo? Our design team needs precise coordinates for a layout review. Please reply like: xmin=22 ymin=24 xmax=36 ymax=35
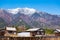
xmin=0 ymin=0 xmax=60 ymax=15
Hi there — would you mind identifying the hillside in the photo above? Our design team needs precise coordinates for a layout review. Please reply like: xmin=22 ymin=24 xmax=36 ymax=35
xmin=0 ymin=8 xmax=60 ymax=29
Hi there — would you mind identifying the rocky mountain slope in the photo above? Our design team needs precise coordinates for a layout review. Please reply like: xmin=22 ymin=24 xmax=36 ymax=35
xmin=0 ymin=8 xmax=60 ymax=29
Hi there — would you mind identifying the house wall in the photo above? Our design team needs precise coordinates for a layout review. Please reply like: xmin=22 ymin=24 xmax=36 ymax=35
xmin=55 ymin=33 xmax=60 ymax=36
xmin=30 ymin=32 xmax=37 ymax=37
xmin=4 ymin=30 xmax=17 ymax=36
xmin=17 ymin=32 xmax=30 ymax=37
xmin=30 ymin=31 xmax=45 ymax=37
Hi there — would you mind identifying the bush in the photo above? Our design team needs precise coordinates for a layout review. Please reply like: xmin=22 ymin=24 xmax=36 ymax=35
xmin=45 ymin=28 xmax=54 ymax=34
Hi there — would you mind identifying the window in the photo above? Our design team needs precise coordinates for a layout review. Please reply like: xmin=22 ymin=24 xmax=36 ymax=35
xmin=37 ymin=32 xmax=39 ymax=35
xmin=8 ymin=31 xmax=13 ymax=34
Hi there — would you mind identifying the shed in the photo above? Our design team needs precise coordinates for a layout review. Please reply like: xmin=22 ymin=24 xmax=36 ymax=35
xmin=26 ymin=28 xmax=45 ymax=37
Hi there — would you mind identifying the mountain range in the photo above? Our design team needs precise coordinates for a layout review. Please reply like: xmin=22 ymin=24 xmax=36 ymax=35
xmin=0 ymin=8 xmax=60 ymax=29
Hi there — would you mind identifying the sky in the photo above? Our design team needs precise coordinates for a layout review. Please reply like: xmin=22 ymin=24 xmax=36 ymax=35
xmin=0 ymin=0 xmax=60 ymax=15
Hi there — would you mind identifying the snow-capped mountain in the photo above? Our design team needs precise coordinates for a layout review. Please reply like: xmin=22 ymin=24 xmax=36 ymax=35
xmin=0 ymin=8 xmax=60 ymax=29
xmin=7 ymin=8 xmax=36 ymax=15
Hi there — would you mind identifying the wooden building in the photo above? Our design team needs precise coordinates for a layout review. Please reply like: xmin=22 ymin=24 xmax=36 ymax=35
xmin=54 ymin=29 xmax=60 ymax=36
xmin=26 ymin=28 xmax=45 ymax=37
xmin=0 ymin=27 xmax=17 ymax=37
xmin=5 ymin=27 xmax=17 ymax=37
xmin=17 ymin=28 xmax=45 ymax=37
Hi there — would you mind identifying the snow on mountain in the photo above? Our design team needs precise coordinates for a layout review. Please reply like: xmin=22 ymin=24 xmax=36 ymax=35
xmin=8 ymin=8 xmax=20 ymax=14
xmin=7 ymin=8 xmax=36 ymax=15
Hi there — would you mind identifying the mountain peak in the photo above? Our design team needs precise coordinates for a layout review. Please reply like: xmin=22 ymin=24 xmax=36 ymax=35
xmin=7 ymin=7 xmax=36 ymax=15
xmin=8 ymin=8 xmax=20 ymax=14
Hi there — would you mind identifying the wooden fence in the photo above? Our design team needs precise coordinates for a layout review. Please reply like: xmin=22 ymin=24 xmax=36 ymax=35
xmin=0 ymin=36 xmax=60 ymax=40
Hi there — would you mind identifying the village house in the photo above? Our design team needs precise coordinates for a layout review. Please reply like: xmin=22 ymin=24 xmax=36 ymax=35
xmin=0 ymin=27 xmax=17 ymax=37
xmin=0 ymin=26 xmax=45 ymax=37
xmin=4 ymin=27 xmax=17 ymax=37
xmin=26 ymin=28 xmax=45 ymax=37
xmin=17 ymin=28 xmax=45 ymax=37
xmin=54 ymin=29 xmax=60 ymax=36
